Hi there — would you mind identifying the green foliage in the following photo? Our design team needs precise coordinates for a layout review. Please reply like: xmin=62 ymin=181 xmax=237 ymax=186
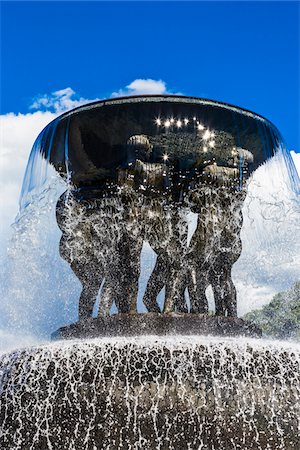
xmin=244 ymin=282 xmax=300 ymax=340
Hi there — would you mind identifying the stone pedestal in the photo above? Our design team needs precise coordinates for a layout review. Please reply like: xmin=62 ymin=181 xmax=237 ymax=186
xmin=52 ymin=313 xmax=262 ymax=340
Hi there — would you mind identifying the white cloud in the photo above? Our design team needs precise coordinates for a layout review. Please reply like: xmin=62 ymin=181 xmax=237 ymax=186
xmin=111 ymin=78 xmax=180 ymax=97
xmin=29 ymin=78 xmax=178 ymax=115
xmin=30 ymin=87 xmax=98 ymax=114
xmin=0 ymin=111 xmax=57 ymax=245
xmin=291 ymin=150 xmax=300 ymax=175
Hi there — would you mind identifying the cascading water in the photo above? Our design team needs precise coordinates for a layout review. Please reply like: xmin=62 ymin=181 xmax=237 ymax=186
xmin=1 ymin=337 xmax=300 ymax=449
xmin=1 ymin=96 xmax=300 ymax=449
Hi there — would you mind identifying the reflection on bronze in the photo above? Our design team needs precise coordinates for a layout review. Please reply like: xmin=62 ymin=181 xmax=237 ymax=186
xmin=32 ymin=95 xmax=282 ymax=320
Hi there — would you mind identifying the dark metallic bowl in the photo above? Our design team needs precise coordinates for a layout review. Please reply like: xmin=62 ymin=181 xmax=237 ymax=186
xmin=30 ymin=95 xmax=283 ymax=200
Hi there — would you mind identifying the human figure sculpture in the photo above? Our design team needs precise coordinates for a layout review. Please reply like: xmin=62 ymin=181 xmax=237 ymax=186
xmin=56 ymin=158 xmax=247 ymax=320
xmin=208 ymin=189 xmax=246 ymax=316
xmin=119 ymin=146 xmax=190 ymax=314
xmin=142 ymin=204 xmax=188 ymax=314
xmin=57 ymin=191 xmax=144 ymax=320
xmin=97 ymin=193 xmax=144 ymax=316
xmin=185 ymin=188 xmax=211 ymax=315
xmin=187 ymin=180 xmax=246 ymax=317
xmin=56 ymin=192 xmax=104 ymax=320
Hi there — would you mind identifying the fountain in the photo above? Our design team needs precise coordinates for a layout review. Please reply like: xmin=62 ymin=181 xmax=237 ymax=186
xmin=1 ymin=96 xmax=299 ymax=449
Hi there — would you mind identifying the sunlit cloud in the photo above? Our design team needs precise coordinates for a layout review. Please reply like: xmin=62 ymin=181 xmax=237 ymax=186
xmin=0 ymin=111 xmax=57 ymax=244
xmin=30 ymin=87 xmax=98 ymax=114
xmin=29 ymin=78 xmax=181 ymax=115
xmin=291 ymin=150 xmax=300 ymax=174
xmin=111 ymin=78 xmax=181 ymax=97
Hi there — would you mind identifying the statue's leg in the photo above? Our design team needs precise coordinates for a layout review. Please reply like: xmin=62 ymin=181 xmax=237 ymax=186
xmin=127 ymin=236 xmax=144 ymax=314
xmin=211 ymin=252 xmax=238 ymax=317
xmin=163 ymin=269 xmax=177 ymax=313
xmin=59 ymin=235 xmax=102 ymax=321
xmin=222 ymin=268 xmax=237 ymax=317
xmin=115 ymin=228 xmax=143 ymax=314
xmin=222 ymin=238 xmax=242 ymax=318
xmin=78 ymin=281 xmax=101 ymax=320
xmin=173 ymin=283 xmax=188 ymax=313
xmin=163 ymin=260 xmax=187 ymax=313
xmin=59 ymin=235 xmax=71 ymax=264
xmin=163 ymin=233 xmax=188 ymax=314
xmin=210 ymin=266 xmax=226 ymax=316
xmin=76 ymin=263 xmax=103 ymax=321
xmin=171 ymin=220 xmax=189 ymax=313
xmin=187 ymin=267 xmax=198 ymax=313
xmin=127 ymin=277 xmax=140 ymax=314
xmin=113 ymin=267 xmax=140 ymax=315
xmin=188 ymin=266 xmax=209 ymax=314
xmin=145 ymin=206 xmax=188 ymax=314
xmin=211 ymin=273 xmax=237 ymax=317
xmin=164 ymin=272 xmax=188 ymax=314
xmin=98 ymin=276 xmax=116 ymax=317
xmin=98 ymin=235 xmax=123 ymax=316
xmin=211 ymin=285 xmax=225 ymax=316
xmin=142 ymin=254 xmax=166 ymax=313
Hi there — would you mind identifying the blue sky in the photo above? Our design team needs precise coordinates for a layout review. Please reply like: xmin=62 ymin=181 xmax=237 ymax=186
xmin=1 ymin=1 xmax=299 ymax=150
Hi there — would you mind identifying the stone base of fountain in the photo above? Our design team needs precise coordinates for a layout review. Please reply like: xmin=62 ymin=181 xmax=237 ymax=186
xmin=1 ymin=337 xmax=299 ymax=449
xmin=52 ymin=313 xmax=262 ymax=340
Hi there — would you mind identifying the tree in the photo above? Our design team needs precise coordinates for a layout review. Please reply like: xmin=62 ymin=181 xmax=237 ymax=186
xmin=244 ymin=282 xmax=300 ymax=340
